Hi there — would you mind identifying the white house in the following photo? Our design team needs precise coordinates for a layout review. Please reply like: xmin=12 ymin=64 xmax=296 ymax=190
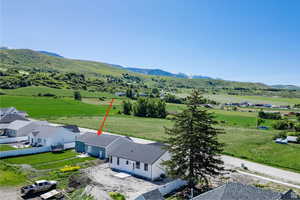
xmin=108 ymin=141 xmax=170 ymax=181
xmin=5 ymin=120 xmax=49 ymax=137
xmin=28 ymin=125 xmax=78 ymax=147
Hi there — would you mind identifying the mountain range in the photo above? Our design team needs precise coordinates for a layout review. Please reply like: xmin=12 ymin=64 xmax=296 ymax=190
xmin=1 ymin=48 xmax=299 ymax=90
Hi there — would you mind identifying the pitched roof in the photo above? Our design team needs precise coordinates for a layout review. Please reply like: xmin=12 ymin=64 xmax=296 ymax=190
xmin=77 ymin=132 xmax=121 ymax=148
xmin=192 ymin=182 xmax=283 ymax=200
xmin=61 ymin=125 xmax=80 ymax=133
xmin=0 ymin=113 xmax=29 ymax=123
xmin=32 ymin=125 xmax=72 ymax=138
xmin=7 ymin=120 xmax=32 ymax=130
xmin=140 ymin=189 xmax=164 ymax=200
xmin=109 ymin=140 xmax=167 ymax=164
xmin=0 ymin=107 xmax=16 ymax=116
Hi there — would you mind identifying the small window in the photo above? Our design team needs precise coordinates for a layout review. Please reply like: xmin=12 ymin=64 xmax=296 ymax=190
xmin=117 ymin=157 xmax=120 ymax=165
xmin=136 ymin=161 xmax=140 ymax=169
xmin=126 ymin=160 xmax=129 ymax=165
xmin=38 ymin=183 xmax=43 ymax=186
xmin=144 ymin=163 xmax=148 ymax=171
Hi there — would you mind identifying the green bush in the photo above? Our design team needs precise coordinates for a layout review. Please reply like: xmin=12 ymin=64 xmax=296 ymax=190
xmin=109 ymin=192 xmax=126 ymax=200
xmin=272 ymin=132 xmax=287 ymax=140
xmin=272 ymin=120 xmax=294 ymax=130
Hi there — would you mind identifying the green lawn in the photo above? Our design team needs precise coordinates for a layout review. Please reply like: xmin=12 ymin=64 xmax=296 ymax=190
xmin=0 ymin=95 xmax=121 ymax=118
xmin=0 ymin=144 xmax=16 ymax=151
xmin=51 ymin=116 xmax=300 ymax=173
xmin=2 ymin=149 xmax=95 ymax=170
xmin=0 ymin=162 xmax=27 ymax=186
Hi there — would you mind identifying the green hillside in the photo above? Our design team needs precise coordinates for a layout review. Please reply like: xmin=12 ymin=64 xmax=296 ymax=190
xmin=1 ymin=48 xmax=300 ymax=98
xmin=0 ymin=49 xmax=131 ymax=77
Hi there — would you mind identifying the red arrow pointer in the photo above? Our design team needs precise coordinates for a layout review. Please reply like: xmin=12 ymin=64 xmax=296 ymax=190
xmin=97 ymin=98 xmax=115 ymax=135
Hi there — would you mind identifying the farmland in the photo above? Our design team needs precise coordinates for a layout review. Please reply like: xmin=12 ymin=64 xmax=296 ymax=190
xmin=1 ymin=91 xmax=300 ymax=173
xmin=50 ymin=115 xmax=300 ymax=173
xmin=0 ymin=95 xmax=120 ymax=118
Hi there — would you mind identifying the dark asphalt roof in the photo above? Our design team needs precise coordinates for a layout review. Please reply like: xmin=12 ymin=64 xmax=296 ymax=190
xmin=109 ymin=140 xmax=168 ymax=164
xmin=61 ymin=125 xmax=80 ymax=133
xmin=0 ymin=113 xmax=29 ymax=123
xmin=77 ymin=132 xmax=120 ymax=148
xmin=141 ymin=189 xmax=164 ymax=200
xmin=192 ymin=182 xmax=284 ymax=200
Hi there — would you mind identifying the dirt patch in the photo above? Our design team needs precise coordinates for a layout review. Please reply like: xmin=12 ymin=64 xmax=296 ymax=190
xmin=84 ymin=163 xmax=171 ymax=200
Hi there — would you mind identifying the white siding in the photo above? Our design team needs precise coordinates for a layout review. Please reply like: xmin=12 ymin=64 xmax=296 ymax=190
xmin=110 ymin=156 xmax=153 ymax=180
xmin=152 ymin=152 xmax=170 ymax=180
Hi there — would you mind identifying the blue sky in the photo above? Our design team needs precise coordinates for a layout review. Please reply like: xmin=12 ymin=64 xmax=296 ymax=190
xmin=1 ymin=0 xmax=300 ymax=85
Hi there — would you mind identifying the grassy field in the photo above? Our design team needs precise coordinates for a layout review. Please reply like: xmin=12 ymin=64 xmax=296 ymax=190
xmin=0 ymin=95 xmax=121 ymax=118
xmin=204 ymin=94 xmax=300 ymax=105
xmin=0 ymin=144 xmax=16 ymax=151
xmin=0 ymin=162 xmax=27 ymax=186
xmin=50 ymin=116 xmax=300 ymax=173
xmin=2 ymin=150 xmax=95 ymax=170
xmin=0 ymin=86 xmax=119 ymax=98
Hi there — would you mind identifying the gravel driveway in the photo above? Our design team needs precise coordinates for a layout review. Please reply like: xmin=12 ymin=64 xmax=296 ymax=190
xmin=85 ymin=163 xmax=169 ymax=200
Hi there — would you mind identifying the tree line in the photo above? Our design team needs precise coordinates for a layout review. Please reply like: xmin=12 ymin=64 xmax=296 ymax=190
xmin=122 ymin=97 xmax=167 ymax=118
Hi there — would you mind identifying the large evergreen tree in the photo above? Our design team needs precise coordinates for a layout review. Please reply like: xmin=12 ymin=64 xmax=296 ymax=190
xmin=163 ymin=90 xmax=224 ymax=195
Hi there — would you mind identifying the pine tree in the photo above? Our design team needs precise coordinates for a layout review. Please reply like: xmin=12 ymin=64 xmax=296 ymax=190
xmin=74 ymin=91 xmax=81 ymax=101
xmin=163 ymin=90 xmax=224 ymax=195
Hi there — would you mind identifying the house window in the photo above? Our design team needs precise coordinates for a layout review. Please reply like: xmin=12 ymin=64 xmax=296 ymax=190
xmin=37 ymin=138 xmax=42 ymax=143
xmin=126 ymin=160 xmax=129 ymax=165
xmin=144 ymin=163 xmax=148 ymax=171
xmin=136 ymin=161 xmax=140 ymax=169
xmin=117 ymin=157 xmax=120 ymax=165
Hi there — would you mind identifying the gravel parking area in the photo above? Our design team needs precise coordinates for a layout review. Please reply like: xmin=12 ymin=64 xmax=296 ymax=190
xmin=85 ymin=163 xmax=170 ymax=200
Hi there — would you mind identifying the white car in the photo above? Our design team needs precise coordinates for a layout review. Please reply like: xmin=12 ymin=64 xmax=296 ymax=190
xmin=21 ymin=180 xmax=57 ymax=196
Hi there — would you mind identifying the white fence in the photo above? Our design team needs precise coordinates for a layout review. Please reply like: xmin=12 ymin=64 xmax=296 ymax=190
xmin=0 ymin=146 xmax=51 ymax=158
xmin=0 ymin=136 xmax=28 ymax=144
xmin=158 ymin=179 xmax=187 ymax=196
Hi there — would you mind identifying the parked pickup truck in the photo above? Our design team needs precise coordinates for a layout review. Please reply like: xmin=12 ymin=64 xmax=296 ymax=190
xmin=21 ymin=180 xmax=57 ymax=197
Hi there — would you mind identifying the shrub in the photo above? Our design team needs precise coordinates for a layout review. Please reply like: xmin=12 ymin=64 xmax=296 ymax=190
xmin=74 ymin=91 xmax=82 ymax=101
xmin=43 ymin=93 xmax=56 ymax=97
xmin=272 ymin=120 xmax=294 ymax=130
xmin=258 ymin=111 xmax=281 ymax=120
xmin=109 ymin=192 xmax=126 ymax=200
xmin=272 ymin=132 xmax=287 ymax=140
xmin=122 ymin=100 xmax=132 ymax=115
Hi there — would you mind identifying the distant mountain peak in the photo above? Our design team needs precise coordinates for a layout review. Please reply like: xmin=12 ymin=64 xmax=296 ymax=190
xmin=38 ymin=50 xmax=63 ymax=58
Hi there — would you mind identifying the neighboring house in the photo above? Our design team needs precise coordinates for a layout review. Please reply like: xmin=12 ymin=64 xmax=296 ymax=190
xmin=5 ymin=120 xmax=49 ymax=137
xmin=115 ymin=92 xmax=126 ymax=96
xmin=135 ymin=189 xmax=164 ymax=200
xmin=108 ymin=141 xmax=170 ymax=181
xmin=192 ymin=182 xmax=300 ymax=200
xmin=28 ymin=125 xmax=77 ymax=147
xmin=0 ymin=107 xmax=28 ymax=119
xmin=287 ymin=136 xmax=298 ymax=143
xmin=76 ymin=132 xmax=131 ymax=159
xmin=0 ymin=113 xmax=29 ymax=124
xmin=61 ymin=125 xmax=80 ymax=133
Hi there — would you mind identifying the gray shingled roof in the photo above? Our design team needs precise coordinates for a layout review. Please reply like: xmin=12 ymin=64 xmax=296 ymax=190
xmin=77 ymin=132 xmax=121 ymax=148
xmin=192 ymin=182 xmax=284 ymax=200
xmin=0 ymin=113 xmax=29 ymax=123
xmin=109 ymin=140 xmax=167 ymax=164
xmin=140 ymin=189 xmax=164 ymax=200
xmin=33 ymin=125 xmax=72 ymax=138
